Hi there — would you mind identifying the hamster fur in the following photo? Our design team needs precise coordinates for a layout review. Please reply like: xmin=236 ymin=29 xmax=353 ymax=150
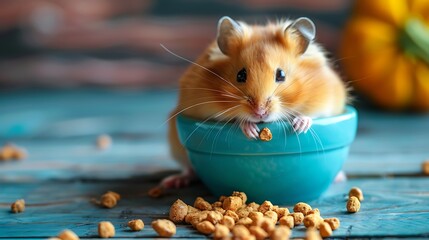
xmin=163 ymin=16 xmax=348 ymax=188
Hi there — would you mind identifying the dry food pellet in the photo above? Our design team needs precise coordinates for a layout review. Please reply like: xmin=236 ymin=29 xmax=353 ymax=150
xmin=422 ymin=160 xmax=429 ymax=175
xmin=271 ymin=226 xmax=291 ymax=240
xmin=319 ymin=222 xmax=333 ymax=237
xmin=347 ymin=196 xmax=360 ymax=213
xmin=213 ymin=207 xmax=226 ymax=214
xmin=98 ymin=221 xmax=115 ymax=238
xmin=96 ymin=134 xmax=112 ymax=150
xmin=196 ymin=220 xmax=215 ymax=234
xmin=279 ymin=215 xmax=294 ymax=228
xmin=294 ymin=202 xmax=312 ymax=215
xmin=106 ymin=191 xmax=120 ymax=200
xmin=0 ymin=144 xmax=27 ymax=161
xmin=259 ymin=127 xmax=273 ymax=141
xmin=260 ymin=217 xmax=275 ymax=234
xmin=249 ymin=226 xmax=268 ymax=240
xmin=232 ymin=225 xmax=251 ymax=238
xmin=206 ymin=211 xmax=223 ymax=225
xmin=58 ymin=229 xmax=79 ymax=240
xmin=305 ymin=228 xmax=322 ymax=240
xmin=184 ymin=212 xmax=199 ymax=225
xmin=349 ymin=187 xmax=364 ymax=201
xmin=307 ymin=208 xmax=320 ymax=216
xmin=248 ymin=211 xmax=264 ymax=220
xmin=213 ymin=224 xmax=230 ymax=239
xmin=152 ymin=219 xmax=176 ymax=237
xmin=236 ymin=217 xmax=253 ymax=226
xmin=100 ymin=191 xmax=120 ymax=208
xmin=212 ymin=201 xmax=223 ymax=208
xmin=303 ymin=214 xmax=323 ymax=229
xmin=264 ymin=210 xmax=278 ymax=224
xmin=0 ymin=144 xmax=14 ymax=160
xmin=258 ymin=200 xmax=273 ymax=213
xmin=237 ymin=206 xmax=251 ymax=218
xmin=221 ymin=215 xmax=235 ymax=230
xmin=273 ymin=206 xmax=290 ymax=218
xmin=169 ymin=199 xmax=188 ymax=223
xmin=11 ymin=199 xmax=25 ymax=213
xmin=188 ymin=205 xmax=199 ymax=213
xmin=224 ymin=210 xmax=239 ymax=222
xmin=247 ymin=202 xmax=260 ymax=211
xmin=288 ymin=212 xmax=304 ymax=225
xmin=250 ymin=214 xmax=264 ymax=227
xmin=148 ymin=186 xmax=164 ymax=198
xmin=324 ymin=217 xmax=340 ymax=230
xmin=185 ymin=211 xmax=208 ymax=226
xmin=194 ymin=197 xmax=212 ymax=210
xmin=128 ymin=219 xmax=144 ymax=231
xmin=222 ymin=196 xmax=243 ymax=211
xmin=232 ymin=191 xmax=248 ymax=204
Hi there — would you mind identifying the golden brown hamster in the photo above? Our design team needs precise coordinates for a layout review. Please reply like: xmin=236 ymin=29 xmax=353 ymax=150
xmin=163 ymin=16 xmax=347 ymax=188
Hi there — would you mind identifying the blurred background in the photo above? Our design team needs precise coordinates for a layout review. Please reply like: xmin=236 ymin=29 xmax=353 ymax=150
xmin=0 ymin=0 xmax=353 ymax=89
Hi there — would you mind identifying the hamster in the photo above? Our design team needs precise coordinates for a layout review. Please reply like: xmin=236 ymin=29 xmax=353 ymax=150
xmin=162 ymin=16 xmax=348 ymax=188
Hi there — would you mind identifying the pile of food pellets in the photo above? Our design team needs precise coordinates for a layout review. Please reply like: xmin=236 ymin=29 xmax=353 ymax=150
xmin=11 ymin=185 xmax=364 ymax=239
xmin=165 ymin=190 xmax=350 ymax=240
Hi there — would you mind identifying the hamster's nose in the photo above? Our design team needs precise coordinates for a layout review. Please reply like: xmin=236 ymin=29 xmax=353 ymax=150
xmin=253 ymin=107 xmax=267 ymax=119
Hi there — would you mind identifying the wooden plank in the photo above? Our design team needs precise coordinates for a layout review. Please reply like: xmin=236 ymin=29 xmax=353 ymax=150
xmin=0 ymin=138 xmax=179 ymax=182
xmin=0 ymin=178 xmax=429 ymax=238
xmin=0 ymin=89 xmax=177 ymax=139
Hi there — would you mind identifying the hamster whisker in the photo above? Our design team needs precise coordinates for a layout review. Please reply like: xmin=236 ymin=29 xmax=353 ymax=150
xmin=221 ymin=94 xmax=243 ymax=100
xmin=179 ymin=96 xmax=240 ymax=104
xmin=162 ymin=100 xmax=241 ymax=126
xmin=160 ymin=44 xmax=247 ymax=98
xmin=198 ymin=111 xmax=236 ymax=151
xmin=331 ymin=55 xmax=358 ymax=65
xmin=210 ymin=113 xmax=237 ymax=159
xmin=275 ymin=118 xmax=288 ymax=149
xmin=280 ymin=108 xmax=325 ymax=155
xmin=278 ymin=111 xmax=303 ymax=157
xmin=184 ymin=105 xmax=241 ymax=144
xmin=178 ymin=87 xmax=243 ymax=99
xmin=225 ymin=115 xmax=242 ymax=145
xmin=307 ymin=127 xmax=326 ymax=156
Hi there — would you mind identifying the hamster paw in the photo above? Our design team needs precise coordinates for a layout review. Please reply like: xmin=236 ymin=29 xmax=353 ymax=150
xmin=161 ymin=168 xmax=196 ymax=189
xmin=240 ymin=121 xmax=260 ymax=139
xmin=292 ymin=116 xmax=312 ymax=134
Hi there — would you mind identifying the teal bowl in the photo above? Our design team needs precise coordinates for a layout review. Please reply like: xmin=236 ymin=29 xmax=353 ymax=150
xmin=176 ymin=106 xmax=357 ymax=204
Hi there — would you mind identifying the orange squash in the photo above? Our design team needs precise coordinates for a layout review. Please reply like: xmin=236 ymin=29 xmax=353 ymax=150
xmin=340 ymin=0 xmax=429 ymax=111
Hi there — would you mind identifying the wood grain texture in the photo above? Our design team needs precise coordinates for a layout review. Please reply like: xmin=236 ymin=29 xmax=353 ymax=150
xmin=0 ymin=178 xmax=428 ymax=238
xmin=1 ymin=89 xmax=429 ymax=238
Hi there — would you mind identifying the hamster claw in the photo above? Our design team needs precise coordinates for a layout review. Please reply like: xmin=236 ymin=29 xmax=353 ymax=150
xmin=240 ymin=121 xmax=260 ymax=140
xmin=292 ymin=116 xmax=312 ymax=134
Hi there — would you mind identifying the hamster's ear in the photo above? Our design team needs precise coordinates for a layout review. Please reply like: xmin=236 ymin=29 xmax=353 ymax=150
xmin=284 ymin=17 xmax=316 ymax=54
xmin=217 ymin=16 xmax=243 ymax=55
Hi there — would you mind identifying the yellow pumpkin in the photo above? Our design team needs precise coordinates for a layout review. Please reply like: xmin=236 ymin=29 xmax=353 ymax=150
xmin=340 ymin=0 xmax=429 ymax=111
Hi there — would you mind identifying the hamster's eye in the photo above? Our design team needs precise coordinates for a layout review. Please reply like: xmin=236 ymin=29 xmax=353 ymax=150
xmin=237 ymin=68 xmax=247 ymax=83
xmin=276 ymin=68 xmax=286 ymax=82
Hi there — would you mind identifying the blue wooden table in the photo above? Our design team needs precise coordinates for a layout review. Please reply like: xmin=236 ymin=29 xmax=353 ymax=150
xmin=1 ymin=89 xmax=429 ymax=239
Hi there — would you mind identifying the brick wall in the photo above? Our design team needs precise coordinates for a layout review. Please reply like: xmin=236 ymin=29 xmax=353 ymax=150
xmin=0 ymin=0 xmax=353 ymax=88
